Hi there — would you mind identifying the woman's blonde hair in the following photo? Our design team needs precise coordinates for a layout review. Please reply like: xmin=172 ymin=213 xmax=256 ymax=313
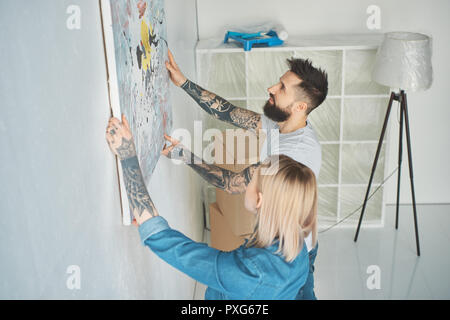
xmin=246 ymin=154 xmax=318 ymax=262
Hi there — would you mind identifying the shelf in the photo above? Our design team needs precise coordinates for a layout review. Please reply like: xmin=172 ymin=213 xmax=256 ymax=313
xmin=196 ymin=35 xmax=391 ymax=229
xmin=196 ymin=33 xmax=384 ymax=53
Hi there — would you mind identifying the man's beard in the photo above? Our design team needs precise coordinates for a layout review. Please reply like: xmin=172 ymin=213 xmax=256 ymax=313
xmin=263 ymin=96 xmax=291 ymax=122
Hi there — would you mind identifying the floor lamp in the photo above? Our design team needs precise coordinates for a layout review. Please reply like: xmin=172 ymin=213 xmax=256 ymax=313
xmin=354 ymin=32 xmax=433 ymax=256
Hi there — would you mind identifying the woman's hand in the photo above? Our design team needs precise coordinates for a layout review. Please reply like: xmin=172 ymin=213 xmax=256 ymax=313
xmin=106 ymin=114 xmax=136 ymax=160
xmin=165 ymin=49 xmax=187 ymax=87
xmin=161 ymin=134 xmax=193 ymax=164
xmin=161 ymin=133 xmax=181 ymax=158
xmin=107 ymin=115 xmax=157 ymax=225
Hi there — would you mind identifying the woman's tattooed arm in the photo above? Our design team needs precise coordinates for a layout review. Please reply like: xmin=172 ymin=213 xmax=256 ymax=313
xmin=106 ymin=116 xmax=157 ymax=224
xmin=120 ymin=152 xmax=158 ymax=220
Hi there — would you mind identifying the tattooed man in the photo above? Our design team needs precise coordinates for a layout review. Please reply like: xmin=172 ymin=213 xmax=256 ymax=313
xmin=163 ymin=49 xmax=328 ymax=300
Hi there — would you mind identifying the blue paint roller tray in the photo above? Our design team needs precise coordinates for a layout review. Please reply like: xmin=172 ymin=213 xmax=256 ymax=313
xmin=224 ymin=30 xmax=284 ymax=51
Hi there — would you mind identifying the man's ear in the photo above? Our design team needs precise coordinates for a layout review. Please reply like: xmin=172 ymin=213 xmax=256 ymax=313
xmin=294 ymin=101 xmax=308 ymax=113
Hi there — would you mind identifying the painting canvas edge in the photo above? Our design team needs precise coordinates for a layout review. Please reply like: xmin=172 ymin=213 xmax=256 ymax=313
xmin=99 ymin=0 xmax=132 ymax=226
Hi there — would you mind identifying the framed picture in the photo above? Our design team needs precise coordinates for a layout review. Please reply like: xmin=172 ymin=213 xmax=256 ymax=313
xmin=101 ymin=0 xmax=172 ymax=225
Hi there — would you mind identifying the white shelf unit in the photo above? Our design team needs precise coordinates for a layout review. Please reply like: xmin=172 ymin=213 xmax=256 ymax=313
xmin=196 ymin=34 xmax=392 ymax=229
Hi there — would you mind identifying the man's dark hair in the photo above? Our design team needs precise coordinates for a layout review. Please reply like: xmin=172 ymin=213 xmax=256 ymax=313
xmin=287 ymin=58 xmax=328 ymax=114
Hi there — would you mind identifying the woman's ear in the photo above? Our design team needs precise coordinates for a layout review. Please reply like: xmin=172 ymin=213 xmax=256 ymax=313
xmin=256 ymin=192 xmax=263 ymax=209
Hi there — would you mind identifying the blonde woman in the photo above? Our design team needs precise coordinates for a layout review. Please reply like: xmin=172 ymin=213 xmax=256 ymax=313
xmin=106 ymin=115 xmax=318 ymax=300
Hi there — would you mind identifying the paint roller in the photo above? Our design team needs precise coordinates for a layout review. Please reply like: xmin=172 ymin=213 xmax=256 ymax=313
xmin=227 ymin=22 xmax=289 ymax=41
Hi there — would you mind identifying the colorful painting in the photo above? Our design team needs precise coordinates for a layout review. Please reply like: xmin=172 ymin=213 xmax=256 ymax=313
xmin=109 ymin=0 xmax=171 ymax=185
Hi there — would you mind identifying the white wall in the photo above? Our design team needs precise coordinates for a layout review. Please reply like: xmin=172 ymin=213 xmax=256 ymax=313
xmin=197 ymin=0 xmax=450 ymax=204
xmin=0 ymin=0 xmax=203 ymax=299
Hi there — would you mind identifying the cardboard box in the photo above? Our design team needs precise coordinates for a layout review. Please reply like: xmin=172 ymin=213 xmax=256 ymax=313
xmin=202 ymin=184 xmax=216 ymax=230
xmin=209 ymin=203 xmax=249 ymax=252
xmin=215 ymin=189 xmax=256 ymax=236
xmin=212 ymin=130 xmax=261 ymax=236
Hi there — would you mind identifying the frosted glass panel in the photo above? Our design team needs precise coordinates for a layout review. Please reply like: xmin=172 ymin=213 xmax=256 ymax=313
xmin=248 ymin=51 xmax=293 ymax=98
xmin=205 ymin=117 xmax=235 ymax=132
xmin=230 ymin=99 xmax=248 ymax=109
xmin=294 ymin=50 xmax=342 ymax=96
xmin=341 ymin=143 xmax=386 ymax=184
xmin=308 ymin=98 xmax=341 ymax=141
xmin=340 ymin=186 xmax=383 ymax=226
xmin=318 ymin=144 xmax=339 ymax=185
xmin=343 ymin=97 xmax=389 ymax=141
xmin=247 ymin=99 xmax=266 ymax=114
xmin=345 ymin=49 xmax=390 ymax=95
xmin=199 ymin=52 xmax=246 ymax=98
xmin=318 ymin=186 xmax=338 ymax=226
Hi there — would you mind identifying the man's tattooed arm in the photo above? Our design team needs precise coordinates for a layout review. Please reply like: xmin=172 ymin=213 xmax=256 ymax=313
xmin=169 ymin=143 xmax=259 ymax=194
xmin=181 ymin=79 xmax=261 ymax=133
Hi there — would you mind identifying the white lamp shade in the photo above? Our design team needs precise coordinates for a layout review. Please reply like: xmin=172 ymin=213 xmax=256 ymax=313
xmin=372 ymin=32 xmax=433 ymax=92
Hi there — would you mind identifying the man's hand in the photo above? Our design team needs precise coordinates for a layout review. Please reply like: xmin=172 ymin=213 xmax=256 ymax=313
xmin=165 ymin=49 xmax=187 ymax=87
xmin=106 ymin=114 xmax=136 ymax=160
xmin=169 ymin=46 xmax=261 ymax=132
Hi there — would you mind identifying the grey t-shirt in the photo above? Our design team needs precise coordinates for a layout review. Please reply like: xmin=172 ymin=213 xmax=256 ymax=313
xmin=259 ymin=114 xmax=322 ymax=251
